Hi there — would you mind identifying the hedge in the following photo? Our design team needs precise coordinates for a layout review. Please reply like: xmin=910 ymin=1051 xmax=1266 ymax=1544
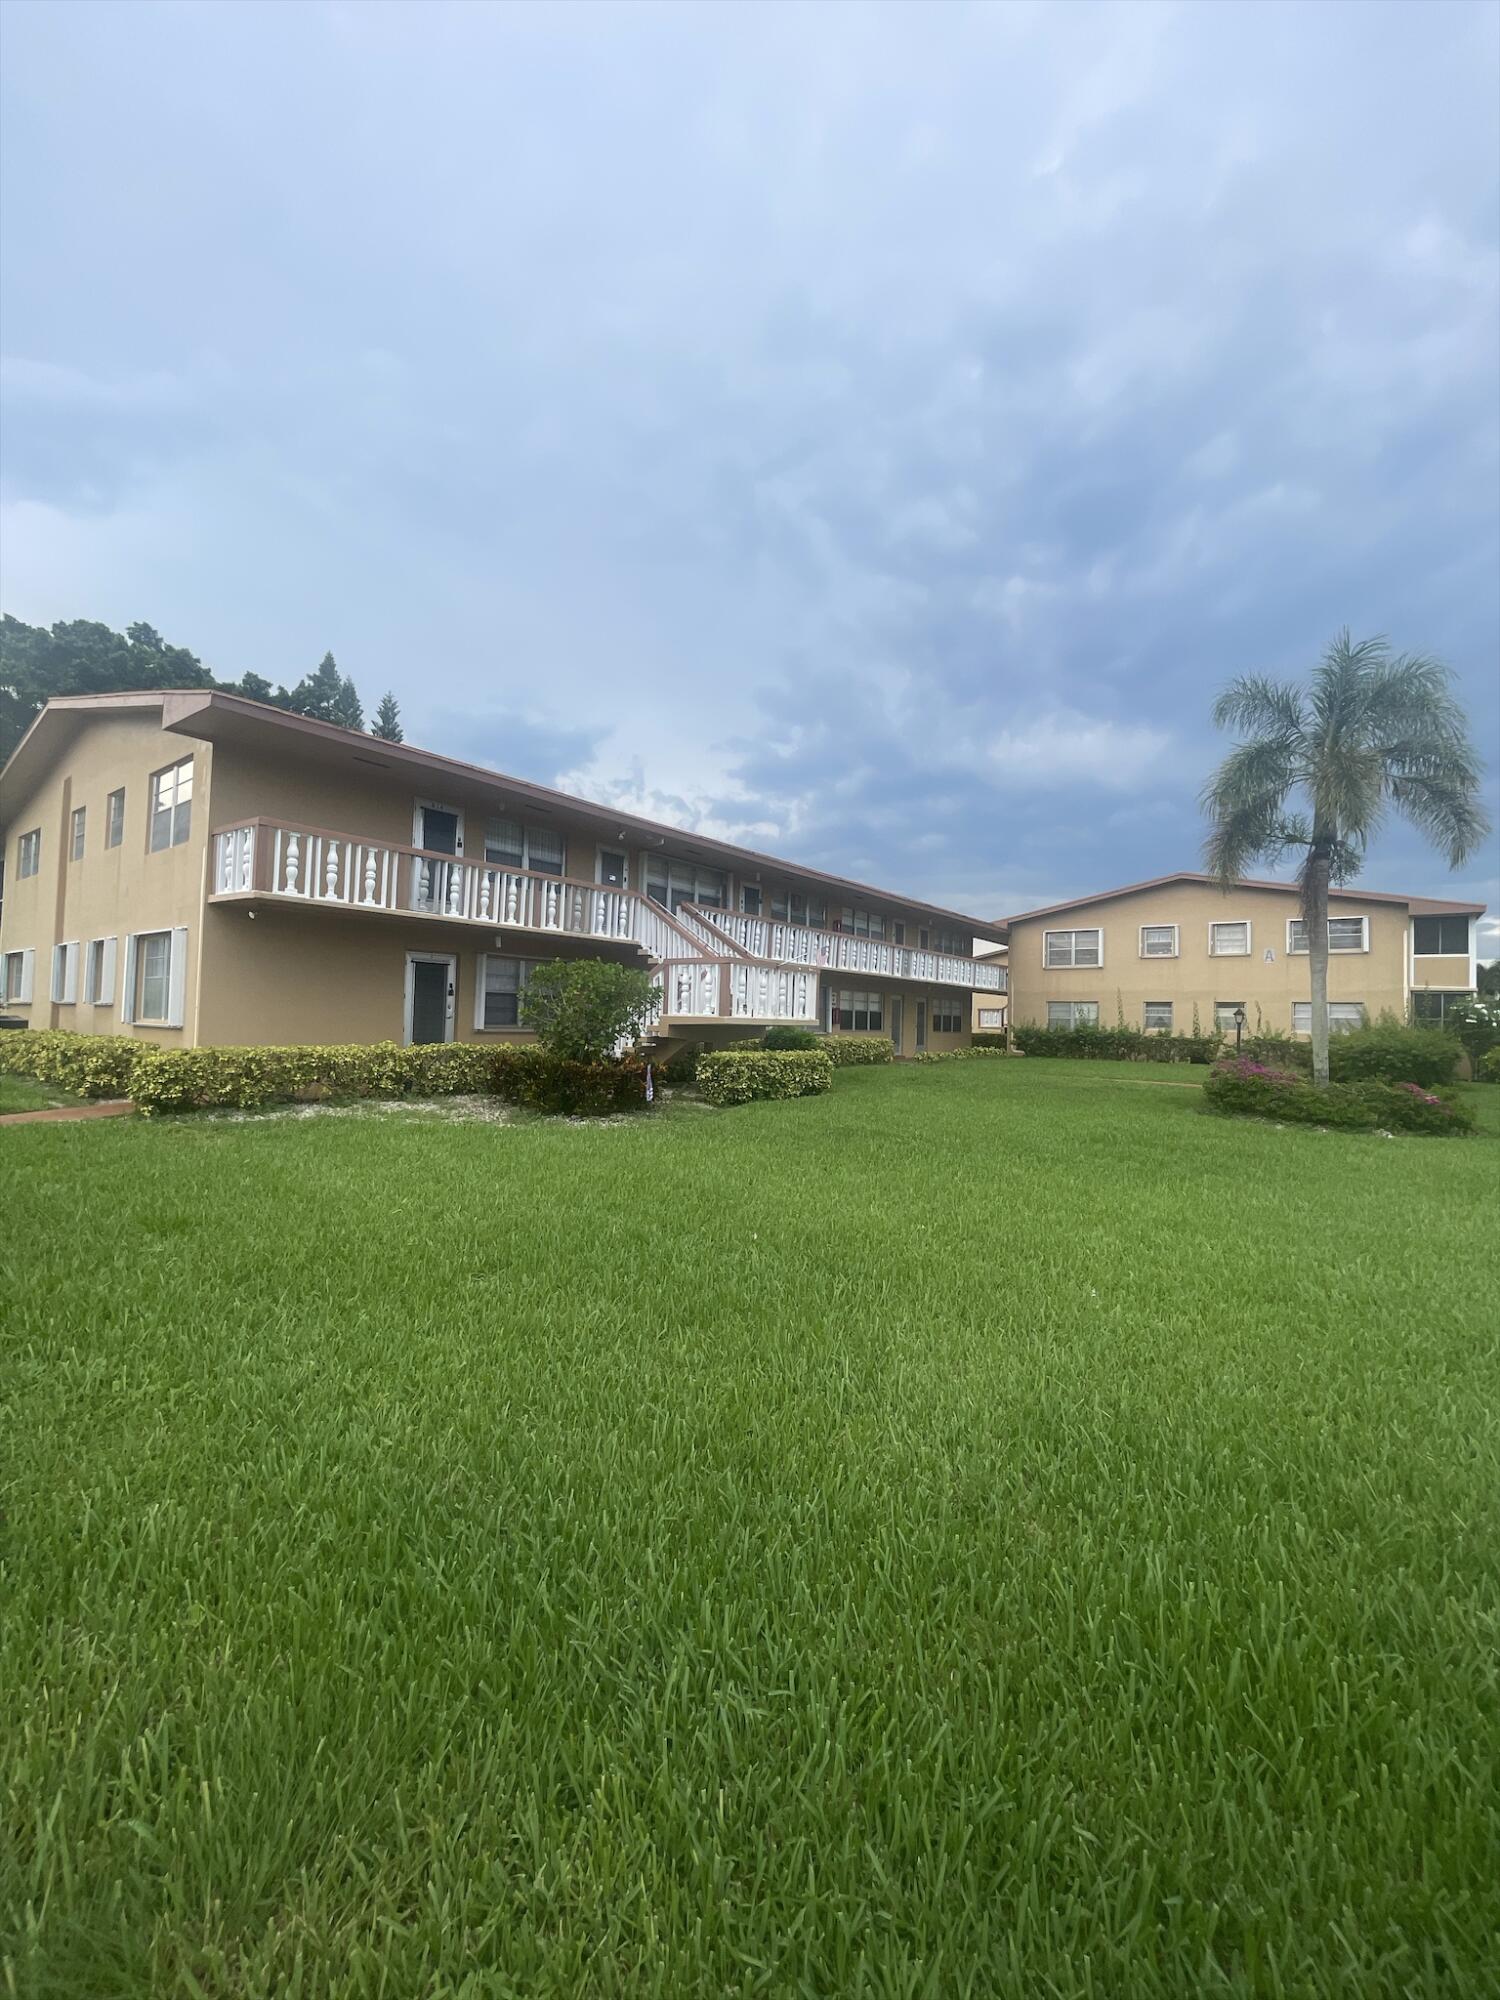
xmin=0 ymin=1028 xmax=139 ymax=1098
xmin=696 ymin=1050 xmax=833 ymax=1105
xmin=1203 ymin=1058 xmax=1474 ymax=1136
xmin=1243 ymin=1023 xmax=1459 ymax=1089
xmin=1483 ymin=1046 xmax=1500 ymax=1084
xmin=822 ymin=1037 xmax=895 ymax=1067
xmin=914 ymin=1046 xmax=1013 ymax=1064
xmin=1012 ymin=1024 xmax=1219 ymax=1064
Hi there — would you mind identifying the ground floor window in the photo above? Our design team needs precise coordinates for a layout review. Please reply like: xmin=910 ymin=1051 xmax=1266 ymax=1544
xmin=2 ymin=950 xmax=30 ymax=1003
xmin=1412 ymin=990 xmax=1473 ymax=1025
xmin=136 ymin=933 xmax=172 ymax=1021
xmin=978 ymin=1007 xmax=1005 ymax=1029
xmin=1291 ymin=1001 xmax=1365 ymax=1036
xmin=832 ymin=988 xmax=884 ymax=1031
xmin=930 ymin=998 xmax=964 ymax=1035
xmin=1048 ymin=1000 xmax=1098 ymax=1029
xmin=85 ymin=937 xmax=116 ymax=1007
xmin=479 ymin=954 xmax=540 ymax=1029
xmin=1143 ymin=1000 xmax=1174 ymax=1032
xmin=1214 ymin=1000 xmax=1247 ymax=1034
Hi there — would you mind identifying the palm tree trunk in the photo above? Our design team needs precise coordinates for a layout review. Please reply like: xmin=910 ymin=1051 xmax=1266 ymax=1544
xmin=1306 ymin=840 xmax=1331 ymax=1086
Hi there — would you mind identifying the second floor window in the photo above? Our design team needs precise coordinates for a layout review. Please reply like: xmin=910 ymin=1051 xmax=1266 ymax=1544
xmin=149 ymin=759 xmax=193 ymax=851
xmin=17 ymin=828 xmax=41 ymax=878
xmin=107 ymin=788 xmax=125 ymax=847
xmin=1412 ymin=914 xmax=1470 ymax=956
xmin=929 ymin=928 xmax=965 ymax=956
xmin=70 ymin=807 xmax=86 ymax=860
xmin=840 ymin=906 xmax=886 ymax=940
xmin=1288 ymin=917 xmax=1368 ymax=954
xmin=484 ymin=819 xmax=564 ymax=876
xmin=646 ymin=855 xmax=726 ymax=914
xmin=1209 ymin=921 xmax=1250 ymax=957
xmin=771 ymin=890 xmax=828 ymax=928
xmin=1044 ymin=928 xmax=1101 ymax=968
xmin=1139 ymin=925 xmax=1178 ymax=958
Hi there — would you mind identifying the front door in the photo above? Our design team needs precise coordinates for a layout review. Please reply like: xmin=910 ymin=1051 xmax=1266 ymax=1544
xmin=915 ymin=999 xmax=927 ymax=1051
xmin=416 ymin=803 xmax=460 ymax=855
xmin=407 ymin=955 xmax=456 ymax=1045
xmin=596 ymin=847 xmax=627 ymax=887
xmin=889 ymin=995 xmax=903 ymax=1054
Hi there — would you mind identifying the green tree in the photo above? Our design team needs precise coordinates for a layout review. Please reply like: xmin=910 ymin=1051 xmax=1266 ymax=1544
xmin=0 ymin=613 xmax=215 ymax=762
xmin=1477 ymin=959 xmax=1500 ymax=998
xmin=284 ymin=651 xmax=346 ymax=723
xmin=1202 ymin=631 xmax=1489 ymax=1083
xmin=371 ymin=692 xmax=404 ymax=742
xmin=331 ymin=674 xmax=364 ymax=732
xmin=519 ymin=960 xmax=659 ymax=1062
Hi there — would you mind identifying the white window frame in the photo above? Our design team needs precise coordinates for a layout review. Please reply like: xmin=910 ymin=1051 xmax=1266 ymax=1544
xmin=831 ymin=987 xmax=885 ymax=1032
xmin=70 ymin=806 xmax=86 ymax=861
xmin=148 ymin=758 xmax=194 ymax=852
xmin=85 ymin=936 xmax=118 ymax=1007
xmin=1138 ymin=924 xmax=1178 ymax=959
xmin=403 ymin=950 xmax=458 ymax=1046
xmin=3 ymin=948 xmax=35 ymax=1005
xmin=1292 ymin=1001 xmax=1365 ymax=1036
xmin=1043 ymin=928 xmax=1103 ymax=970
xmin=594 ymin=845 xmax=628 ymax=888
xmin=413 ymin=798 xmax=466 ymax=857
xmin=106 ymin=787 xmax=125 ymax=848
xmin=121 ymin=928 xmax=187 ymax=1027
xmin=1411 ymin=913 xmax=1472 ymax=958
xmin=1214 ymin=999 xmax=1248 ymax=1034
xmin=17 ymin=828 xmax=41 ymax=878
xmin=1287 ymin=916 xmax=1369 ymax=954
xmin=1143 ymin=1000 xmax=1174 ymax=1032
xmin=1208 ymin=921 xmax=1251 ymax=957
xmin=978 ymin=1007 xmax=1005 ymax=1029
xmin=1047 ymin=1000 xmax=1099 ymax=1029
xmin=474 ymin=952 xmax=539 ymax=1032
xmin=50 ymin=941 xmax=80 ymax=1004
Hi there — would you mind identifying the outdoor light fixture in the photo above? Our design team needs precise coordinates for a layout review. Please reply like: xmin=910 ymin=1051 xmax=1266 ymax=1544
xmin=1233 ymin=1004 xmax=1247 ymax=1053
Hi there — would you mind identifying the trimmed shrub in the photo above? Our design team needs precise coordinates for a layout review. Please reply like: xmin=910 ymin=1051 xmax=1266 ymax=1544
xmin=129 ymin=1040 xmax=533 ymax=1115
xmin=511 ymin=1054 xmax=649 ymax=1116
xmin=0 ymin=1028 xmax=140 ymax=1098
xmin=1244 ymin=1022 xmax=1459 ymax=1088
xmin=518 ymin=959 xmax=658 ymax=1062
xmin=697 ymin=1050 xmax=833 ymax=1105
xmin=1202 ymin=1058 xmax=1474 ymax=1136
xmin=1013 ymin=1024 xmax=1220 ymax=1064
xmin=762 ymin=1024 xmax=822 ymax=1050
xmin=972 ymin=1033 xmax=1009 ymax=1049
xmin=822 ymin=1037 xmax=896 ymax=1067
xmin=914 ymin=1046 xmax=1012 ymax=1063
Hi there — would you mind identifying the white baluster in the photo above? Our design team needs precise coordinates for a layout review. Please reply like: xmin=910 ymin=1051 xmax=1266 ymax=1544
xmin=363 ymin=848 xmax=378 ymax=904
xmin=478 ymin=871 xmax=493 ymax=922
xmin=285 ymin=831 xmax=301 ymax=894
xmin=446 ymin=862 xmax=462 ymax=915
xmin=325 ymin=841 xmax=340 ymax=898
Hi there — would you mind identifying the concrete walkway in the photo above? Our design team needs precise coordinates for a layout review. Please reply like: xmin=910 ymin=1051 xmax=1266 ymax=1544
xmin=0 ymin=1098 xmax=133 ymax=1127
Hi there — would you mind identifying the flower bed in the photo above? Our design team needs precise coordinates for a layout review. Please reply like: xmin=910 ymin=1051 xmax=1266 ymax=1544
xmin=1203 ymin=1057 xmax=1474 ymax=1136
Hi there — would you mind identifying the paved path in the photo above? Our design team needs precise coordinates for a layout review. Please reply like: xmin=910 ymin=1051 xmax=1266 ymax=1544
xmin=0 ymin=1098 xmax=133 ymax=1127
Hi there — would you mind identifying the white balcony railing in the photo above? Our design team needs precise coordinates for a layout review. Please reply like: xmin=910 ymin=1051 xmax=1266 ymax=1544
xmin=691 ymin=907 xmax=1002 ymax=991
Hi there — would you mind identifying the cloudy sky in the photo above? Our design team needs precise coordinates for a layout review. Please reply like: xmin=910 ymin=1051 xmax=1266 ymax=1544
xmin=2 ymin=0 xmax=1497 ymax=931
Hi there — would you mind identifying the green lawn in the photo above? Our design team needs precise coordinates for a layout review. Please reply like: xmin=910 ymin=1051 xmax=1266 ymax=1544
xmin=4 ymin=1060 xmax=1498 ymax=1997
xmin=0 ymin=1072 xmax=81 ymax=1114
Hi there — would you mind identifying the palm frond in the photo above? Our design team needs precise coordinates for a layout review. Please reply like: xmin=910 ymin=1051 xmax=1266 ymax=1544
xmin=1200 ymin=737 xmax=1300 ymax=883
xmin=1210 ymin=675 xmax=1305 ymax=739
xmin=1387 ymin=770 xmax=1493 ymax=868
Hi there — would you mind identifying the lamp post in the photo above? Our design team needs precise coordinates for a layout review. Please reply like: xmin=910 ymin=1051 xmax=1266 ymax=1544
xmin=1233 ymin=1004 xmax=1247 ymax=1054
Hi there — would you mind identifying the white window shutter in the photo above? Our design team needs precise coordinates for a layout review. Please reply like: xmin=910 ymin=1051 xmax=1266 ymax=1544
xmin=473 ymin=954 xmax=488 ymax=1031
xmin=100 ymin=936 xmax=117 ymax=1005
xmin=120 ymin=934 xmax=138 ymax=1024
xmin=63 ymin=941 xmax=79 ymax=1003
xmin=165 ymin=927 xmax=189 ymax=1029
xmin=18 ymin=948 xmax=35 ymax=1003
xmin=51 ymin=945 xmax=63 ymax=1002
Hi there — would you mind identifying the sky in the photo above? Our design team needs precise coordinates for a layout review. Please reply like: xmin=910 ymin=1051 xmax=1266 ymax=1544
xmin=2 ymin=0 xmax=1497 ymax=939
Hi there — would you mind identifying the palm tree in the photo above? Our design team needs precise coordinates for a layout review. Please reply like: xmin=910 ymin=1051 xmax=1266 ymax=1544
xmin=1201 ymin=632 xmax=1489 ymax=1083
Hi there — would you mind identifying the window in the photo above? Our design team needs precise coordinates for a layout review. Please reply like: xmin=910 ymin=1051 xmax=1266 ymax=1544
xmin=931 ymin=997 xmax=964 ymax=1035
xmin=2 ymin=950 xmax=33 ymax=1004
xmin=978 ymin=1007 xmax=1005 ymax=1028
xmin=50 ymin=941 xmax=79 ymax=1004
xmin=1043 ymin=928 xmax=1102 ymax=969
xmin=930 ymin=928 xmax=965 ymax=957
xmin=740 ymin=884 xmax=762 ymax=916
xmin=479 ymin=954 xmax=537 ymax=1029
xmin=840 ymin=906 xmax=886 ymax=940
xmin=1139 ymin=925 xmax=1178 ymax=958
xmin=1048 ymin=1000 xmax=1099 ymax=1028
xmin=1412 ymin=990 xmax=1473 ymax=1025
xmin=1143 ymin=1001 xmax=1174 ymax=1032
xmin=85 ymin=937 xmax=116 ymax=1006
xmin=16 ymin=828 xmax=41 ymax=878
xmin=645 ymin=855 xmax=727 ymax=913
xmin=1288 ymin=916 xmax=1369 ymax=954
xmin=135 ymin=932 xmax=172 ymax=1020
xmin=107 ymin=788 xmax=125 ymax=848
xmin=1292 ymin=1002 xmax=1365 ymax=1036
xmin=484 ymin=819 xmax=564 ymax=876
xmin=832 ymin=988 xmax=884 ymax=1031
xmin=70 ymin=807 xmax=86 ymax=861
xmin=1209 ymin=921 xmax=1250 ymax=956
xmin=148 ymin=758 xmax=193 ymax=851
xmin=771 ymin=890 xmax=828 ymax=928
xmin=1413 ymin=914 xmax=1471 ymax=956
xmin=1214 ymin=1000 xmax=1247 ymax=1034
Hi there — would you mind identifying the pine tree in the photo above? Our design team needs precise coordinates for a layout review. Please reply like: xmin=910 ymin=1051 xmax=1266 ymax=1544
xmin=285 ymin=651 xmax=347 ymax=723
xmin=331 ymin=673 xmax=365 ymax=731
xmin=371 ymin=692 xmax=404 ymax=743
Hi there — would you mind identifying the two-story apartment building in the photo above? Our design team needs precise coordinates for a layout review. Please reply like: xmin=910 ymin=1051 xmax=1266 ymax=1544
xmin=0 ymin=692 xmax=1005 ymax=1056
xmin=1002 ymin=872 xmax=1484 ymax=1037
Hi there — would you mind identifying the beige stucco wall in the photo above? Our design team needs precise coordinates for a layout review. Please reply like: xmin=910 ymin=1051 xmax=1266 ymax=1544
xmin=1008 ymin=882 xmax=1414 ymax=1035
xmin=0 ymin=710 xmax=208 ymax=1043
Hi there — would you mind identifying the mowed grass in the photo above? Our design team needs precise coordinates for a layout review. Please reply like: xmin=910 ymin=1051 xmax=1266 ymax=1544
xmin=0 ymin=1074 xmax=81 ymax=1115
xmin=3 ymin=1062 xmax=1498 ymax=1999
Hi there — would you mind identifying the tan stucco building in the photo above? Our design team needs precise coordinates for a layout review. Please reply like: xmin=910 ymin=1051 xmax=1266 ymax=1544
xmin=0 ymin=692 xmax=1004 ymax=1057
xmin=1002 ymin=873 xmax=1483 ymax=1038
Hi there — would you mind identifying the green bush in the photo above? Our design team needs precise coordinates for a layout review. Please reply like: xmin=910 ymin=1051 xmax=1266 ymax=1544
xmin=0 ymin=1028 xmax=140 ymax=1099
xmin=1438 ymin=996 xmax=1500 ymax=1067
xmin=1013 ymin=1024 xmax=1220 ymax=1064
xmin=1245 ymin=1021 xmax=1459 ymax=1087
xmin=1481 ymin=1046 xmax=1500 ymax=1084
xmin=518 ymin=959 xmax=659 ymax=1062
xmin=972 ymin=1033 xmax=1008 ymax=1049
xmin=1203 ymin=1058 xmax=1474 ymax=1136
xmin=512 ymin=1055 xmax=648 ymax=1116
xmin=697 ymin=1050 xmax=833 ymax=1105
xmin=822 ymin=1037 xmax=896 ymax=1067
xmin=914 ymin=1047 xmax=1012 ymax=1064
xmin=129 ymin=1039 xmax=534 ymax=1114
xmin=762 ymin=1024 xmax=822 ymax=1050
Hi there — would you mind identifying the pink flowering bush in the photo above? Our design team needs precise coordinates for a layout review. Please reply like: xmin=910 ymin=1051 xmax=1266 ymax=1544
xmin=1203 ymin=1057 xmax=1474 ymax=1136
